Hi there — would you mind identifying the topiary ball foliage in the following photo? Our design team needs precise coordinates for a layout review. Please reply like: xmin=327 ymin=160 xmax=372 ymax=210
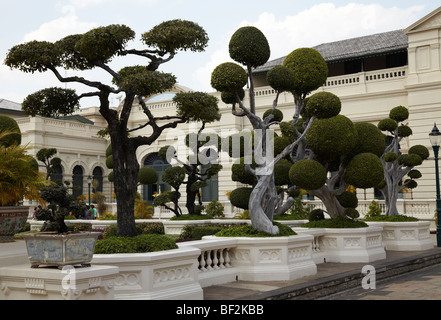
xmin=282 ymin=48 xmax=328 ymax=96
xmin=266 ymin=65 xmax=296 ymax=92
xmin=384 ymin=152 xmax=398 ymax=162
xmin=353 ymin=122 xmax=386 ymax=157
xmin=289 ymin=159 xmax=327 ymax=190
xmin=263 ymin=108 xmax=283 ymax=122
xmin=138 ymin=167 xmax=158 ymax=185
xmin=274 ymin=159 xmax=292 ymax=186
xmin=306 ymin=115 xmax=358 ymax=161
xmin=344 ymin=153 xmax=384 ymax=189
xmin=231 ymin=157 xmax=257 ymax=185
xmin=211 ymin=62 xmax=248 ymax=92
xmin=229 ymin=187 xmax=253 ymax=210
xmin=404 ymin=179 xmax=418 ymax=189
xmin=0 ymin=115 xmax=21 ymax=147
xmin=397 ymin=125 xmax=412 ymax=138
xmin=279 ymin=121 xmax=297 ymax=142
xmin=408 ymin=145 xmax=429 ymax=161
xmin=398 ymin=154 xmax=423 ymax=167
xmin=309 ymin=209 xmax=325 ymax=221
xmin=229 ymin=26 xmax=270 ymax=68
xmin=389 ymin=106 xmax=409 ymax=122
xmin=336 ymin=191 xmax=358 ymax=208
xmin=377 ymin=118 xmax=397 ymax=132
xmin=408 ymin=169 xmax=422 ymax=179
xmin=221 ymin=88 xmax=245 ymax=104
xmin=305 ymin=92 xmax=341 ymax=119
xmin=344 ymin=208 xmax=360 ymax=219
xmin=273 ymin=135 xmax=292 ymax=156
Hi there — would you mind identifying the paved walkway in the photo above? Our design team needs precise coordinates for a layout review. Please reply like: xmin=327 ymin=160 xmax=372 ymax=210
xmin=2 ymin=237 xmax=441 ymax=300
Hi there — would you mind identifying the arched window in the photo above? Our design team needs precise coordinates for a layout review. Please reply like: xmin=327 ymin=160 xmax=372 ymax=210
xmin=72 ymin=165 xmax=84 ymax=199
xmin=143 ymin=153 xmax=171 ymax=204
xmin=201 ymin=163 xmax=219 ymax=202
xmin=92 ymin=166 xmax=104 ymax=193
xmin=50 ymin=165 xmax=63 ymax=185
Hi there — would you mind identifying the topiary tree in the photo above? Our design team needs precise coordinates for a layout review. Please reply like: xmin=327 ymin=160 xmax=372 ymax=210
xmin=157 ymin=91 xmax=222 ymax=216
xmin=289 ymin=111 xmax=385 ymax=218
xmin=5 ymin=21 xmax=211 ymax=237
xmin=0 ymin=115 xmax=21 ymax=147
xmin=35 ymin=148 xmax=62 ymax=180
xmin=211 ymin=26 xmax=330 ymax=234
xmin=377 ymin=106 xmax=429 ymax=216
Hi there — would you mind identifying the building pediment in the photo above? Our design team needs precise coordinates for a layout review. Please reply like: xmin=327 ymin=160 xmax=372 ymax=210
xmin=405 ymin=6 xmax=441 ymax=34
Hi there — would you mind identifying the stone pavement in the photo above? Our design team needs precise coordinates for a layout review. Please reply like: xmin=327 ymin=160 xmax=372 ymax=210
xmin=2 ymin=237 xmax=441 ymax=300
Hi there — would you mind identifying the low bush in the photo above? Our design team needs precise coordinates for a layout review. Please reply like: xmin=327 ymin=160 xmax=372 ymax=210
xmin=102 ymin=222 xmax=165 ymax=239
xmin=364 ymin=215 xmax=418 ymax=222
xmin=94 ymin=234 xmax=178 ymax=254
xmin=302 ymin=217 xmax=368 ymax=228
xmin=215 ymin=222 xmax=297 ymax=237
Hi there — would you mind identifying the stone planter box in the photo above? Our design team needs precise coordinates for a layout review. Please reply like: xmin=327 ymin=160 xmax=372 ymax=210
xmin=366 ymin=221 xmax=434 ymax=251
xmin=0 ymin=206 xmax=29 ymax=242
xmin=204 ymin=234 xmax=317 ymax=282
xmin=0 ymin=264 xmax=118 ymax=300
xmin=21 ymin=232 xmax=101 ymax=268
xmin=91 ymin=247 xmax=203 ymax=300
xmin=295 ymin=226 xmax=386 ymax=263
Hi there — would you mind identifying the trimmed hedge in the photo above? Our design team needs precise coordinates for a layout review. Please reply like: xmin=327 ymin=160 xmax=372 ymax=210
xmin=302 ymin=217 xmax=368 ymax=228
xmin=364 ymin=215 xmax=418 ymax=222
xmin=94 ymin=234 xmax=178 ymax=254
xmin=215 ymin=222 xmax=297 ymax=237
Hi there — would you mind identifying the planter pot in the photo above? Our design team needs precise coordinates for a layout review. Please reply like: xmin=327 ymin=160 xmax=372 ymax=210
xmin=203 ymin=234 xmax=317 ymax=282
xmin=0 ymin=206 xmax=29 ymax=243
xmin=295 ymin=226 xmax=386 ymax=263
xmin=366 ymin=221 xmax=434 ymax=251
xmin=21 ymin=232 xmax=101 ymax=268
xmin=92 ymin=247 xmax=203 ymax=300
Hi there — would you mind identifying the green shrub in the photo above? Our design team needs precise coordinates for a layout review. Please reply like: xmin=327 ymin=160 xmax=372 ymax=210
xmin=408 ymin=145 xmax=429 ymax=160
xmin=0 ymin=115 xmax=21 ymax=147
xmin=229 ymin=187 xmax=253 ymax=210
xmin=267 ymin=65 xmax=296 ymax=92
xmin=364 ymin=215 xmax=418 ymax=222
xmin=366 ymin=200 xmax=382 ymax=217
xmin=305 ymin=91 xmax=341 ymax=119
xmin=353 ymin=122 xmax=386 ymax=157
xmin=344 ymin=153 xmax=384 ymax=189
xmin=94 ymin=234 xmax=178 ymax=254
xmin=282 ymin=48 xmax=328 ymax=96
xmin=289 ymin=159 xmax=327 ymax=190
xmin=229 ymin=26 xmax=270 ymax=68
xmin=302 ymin=217 xmax=368 ymax=228
xmin=215 ymin=222 xmax=296 ymax=237
xmin=136 ymin=222 xmax=164 ymax=235
xmin=263 ymin=108 xmax=284 ymax=123
xmin=389 ymin=105 xmax=409 ymax=122
xmin=211 ymin=62 xmax=247 ymax=92
xmin=205 ymin=200 xmax=224 ymax=218
xmin=398 ymin=125 xmax=412 ymax=138
xmin=344 ymin=208 xmax=360 ymax=219
xmin=192 ymin=226 xmax=224 ymax=240
xmin=336 ymin=191 xmax=358 ymax=208
xmin=377 ymin=118 xmax=397 ymax=132
xmin=384 ymin=152 xmax=398 ymax=162
xmin=308 ymin=209 xmax=325 ymax=221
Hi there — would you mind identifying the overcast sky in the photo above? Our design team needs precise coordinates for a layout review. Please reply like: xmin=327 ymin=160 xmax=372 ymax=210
xmin=0 ymin=0 xmax=439 ymax=108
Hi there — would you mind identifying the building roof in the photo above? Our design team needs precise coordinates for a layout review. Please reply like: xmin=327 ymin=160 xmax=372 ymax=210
xmin=0 ymin=99 xmax=22 ymax=111
xmin=253 ymin=29 xmax=408 ymax=74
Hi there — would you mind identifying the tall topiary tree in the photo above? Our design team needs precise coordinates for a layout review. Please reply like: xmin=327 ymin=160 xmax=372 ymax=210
xmin=158 ymin=93 xmax=222 ymax=216
xmin=5 ymin=21 xmax=211 ymax=237
xmin=377 ymin=106 xmax=429 ymax=216
xmin=211 ymin=26 xmax=330 ymax=234
xmin=35 ymin=148 xmax=62 ymax=180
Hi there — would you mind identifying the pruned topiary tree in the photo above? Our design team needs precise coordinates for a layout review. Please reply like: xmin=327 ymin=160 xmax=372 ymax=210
xmin=211 ymin=26 xmax=330 ymax=234
xmin=157 ymin=91 xmax=222 ymax=216
xmin=5 ymin=21 xmax=212 ymax=237
xmin=376 ymin=106 xmax=429 ymax=216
